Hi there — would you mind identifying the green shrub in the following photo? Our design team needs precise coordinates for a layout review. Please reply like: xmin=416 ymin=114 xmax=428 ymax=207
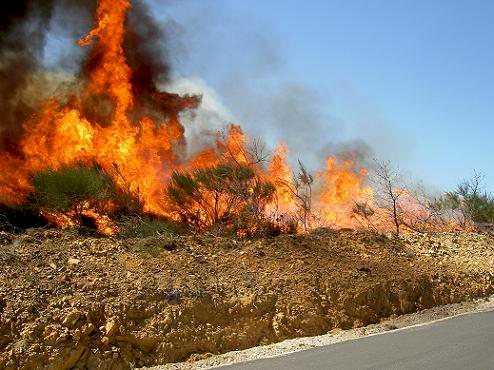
xmin=29 ymin=165 xmax=114 ymax=216
xmin=443 ymin=173 xmax=494 ymax=226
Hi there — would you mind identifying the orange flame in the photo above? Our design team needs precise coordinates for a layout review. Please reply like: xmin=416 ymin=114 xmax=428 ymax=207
xmin=1 ymin=0 xmax=439 ymax=234
xmin=316 ymin=157 xmax=373 ymax=228
xmin=0 ymin=0 xmax=190 ymax=218
xmin=268 ymin=144 xmax=296 ymax=211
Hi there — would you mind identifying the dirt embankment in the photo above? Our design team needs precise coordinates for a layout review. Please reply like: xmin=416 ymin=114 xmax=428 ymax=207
xmin=0 ymin=229 xmax=493 ymax=369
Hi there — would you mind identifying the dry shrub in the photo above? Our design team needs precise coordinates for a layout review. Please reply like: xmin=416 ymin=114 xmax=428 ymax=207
xmin=167 ymin=162 xmax=275 ymax=236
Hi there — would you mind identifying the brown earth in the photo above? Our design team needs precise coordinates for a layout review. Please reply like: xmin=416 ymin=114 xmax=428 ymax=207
xmin=0 ymin=228 xmax=493 ymax=369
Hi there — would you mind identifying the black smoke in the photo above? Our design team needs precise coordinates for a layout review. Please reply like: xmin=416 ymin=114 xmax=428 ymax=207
xmin=0 ymin=0 xmax=95 ymax=148
xmin=79 ymin=0 xmax=177 ymax=125
xmin=0 ymin=1 xmax=55 ymax=145
xmin=124 ymin=1 xmax=200 ymax=123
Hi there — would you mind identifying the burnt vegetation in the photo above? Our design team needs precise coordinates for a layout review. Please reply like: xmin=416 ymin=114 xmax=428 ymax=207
xmin=350 ymin=161 xmax=494 ymax=235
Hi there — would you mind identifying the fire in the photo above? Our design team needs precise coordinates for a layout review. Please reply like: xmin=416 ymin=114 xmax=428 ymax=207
xmin=42 ymin=208 xmax=118 ymax=236
xmin=268 ymin=144 xmax=295 ymax=210
xmin=0 ymin=0 xmax=433 ymax=235
xmin=79 ymin=0 xmax=133 ymax=118
xmin=0 ymin=0 xmax=198 ymax=219
xmin=316 ymin=157 xmax=373 ymax=228
xmin=265 ymin=151 xmax=374 ymax=231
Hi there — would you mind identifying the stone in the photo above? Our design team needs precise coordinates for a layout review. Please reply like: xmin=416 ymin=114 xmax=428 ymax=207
xmin=105 ymin=319 xmax=118 ymax=337
xmin=50 ymin=345 xmax=86 ymax=370
xmin=101 ymin=336 xmax=110 ymax=346
xmin=82 ymin=323 xmax=95 ymax=336
xmin=115 ymin=335 xmax=158 ymax=352
xmin=68 ymin=258 xmax=81 ymax=266
xmin=44 ymin=331 xmax=68 ymax=346
xmin=62 ymin=310 xmax=81 ymax=329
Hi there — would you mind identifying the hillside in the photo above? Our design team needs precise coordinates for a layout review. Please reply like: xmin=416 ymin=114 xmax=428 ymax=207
xmin=1 ymin=229 xmax=494 ymax=369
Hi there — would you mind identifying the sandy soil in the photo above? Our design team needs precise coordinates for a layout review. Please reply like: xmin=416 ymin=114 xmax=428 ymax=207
xmin=1 ymin=229 xmax=493 ymax=369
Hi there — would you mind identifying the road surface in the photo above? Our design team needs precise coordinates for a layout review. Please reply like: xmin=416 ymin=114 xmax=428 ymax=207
xmin=221 ymin=310 xmax=494 ymax=370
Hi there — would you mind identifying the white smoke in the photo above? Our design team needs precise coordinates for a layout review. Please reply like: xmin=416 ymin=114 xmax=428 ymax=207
xmin=165 ymin=76 xmax=236 ymax=156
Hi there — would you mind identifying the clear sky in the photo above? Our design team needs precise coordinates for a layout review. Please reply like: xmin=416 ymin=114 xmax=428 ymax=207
xmin=146 ymin=0 xmax=494 ymax=193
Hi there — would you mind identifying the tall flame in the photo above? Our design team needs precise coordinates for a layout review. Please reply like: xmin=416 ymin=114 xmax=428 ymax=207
xmin=0 ymin=0 xmax=389 ymax=233
xmin=0 ymin=0 xmax=197 ymax=217
xmin=316 ymin=157 xmax=373 ymax=228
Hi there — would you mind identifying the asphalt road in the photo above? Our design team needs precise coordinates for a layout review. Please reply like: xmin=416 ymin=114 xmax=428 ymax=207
xmin=221 ymin=310 xmax=494 ymax=370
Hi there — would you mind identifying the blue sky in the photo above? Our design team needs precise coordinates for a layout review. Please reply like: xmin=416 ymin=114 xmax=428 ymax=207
xmin=147 ymin=0 xmax=494 ymax=193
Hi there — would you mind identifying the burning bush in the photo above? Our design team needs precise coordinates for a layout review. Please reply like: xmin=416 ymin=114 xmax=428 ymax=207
xmin=30 ymin=165 xmax=114 ymax=215
xmin=27 ymin=165 xmax=116 ymax=232
xmin=0 ymin=0 xmax=486 ymax=237
xmin=167 ymin=162 xmax=276 ymax=235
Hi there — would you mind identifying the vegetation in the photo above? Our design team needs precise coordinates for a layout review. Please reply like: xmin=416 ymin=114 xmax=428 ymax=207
xmin=1 ymin=155 xmax=490 ymax=238
xmin=110 ymin=162 xmax=145 ymax=216
xmin=167 ymin=162 xmax=276 ymax=235
xmin=29 ymin=165 xmax=114 ymax=217
xmin=275 ymin=161 xmax=315 ymax=232
xmin=352 ymin=201 xmax=376 ymax=230
xmin=369 ymin=159 xmax=408 ymax=235
xmin=119 ymin=216 xmax=188 ymax=238
xmin=357 ymin=163 xmax=494 ymax=233
xmin=440 ymin=173 xmax=494 ymax=227
xmin=356 ymin=161 xmax=447 ymax=233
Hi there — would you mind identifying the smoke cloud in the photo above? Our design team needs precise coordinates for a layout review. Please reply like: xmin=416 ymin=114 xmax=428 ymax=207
xmin=0 ymin=1 xmax=56 ymax=144
xmin=152 ymin=0 xmax=413 ymax=170
xmin=164 ymin=76 xmax=234 ymax=156
xmin=0 ymin=0 xmax=199 ymax=148
xmin=0 ymin=0 xmax=96 ymax=148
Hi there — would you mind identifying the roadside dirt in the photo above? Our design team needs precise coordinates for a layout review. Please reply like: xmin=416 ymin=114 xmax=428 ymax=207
xmin=150 ymin=294 xmax=494 ymax=370
xmin=1 ymin=229 xmax=494 ymax=369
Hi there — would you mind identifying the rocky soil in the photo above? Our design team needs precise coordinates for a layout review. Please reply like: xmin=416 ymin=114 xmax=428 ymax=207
xmin=1 ymin=229 xmax=494 ymax=369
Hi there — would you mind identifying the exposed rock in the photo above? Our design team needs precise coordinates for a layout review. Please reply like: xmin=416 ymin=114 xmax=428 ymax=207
xmin=48 ymin=345 xmax=87 ymax=370
xmin=105 ymin=319 xmax=119 ymax=337
xmin=61 ymin=310 xmax=82 ymax=329
xmin=115 ymin=335 xmax=159 ymax=352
